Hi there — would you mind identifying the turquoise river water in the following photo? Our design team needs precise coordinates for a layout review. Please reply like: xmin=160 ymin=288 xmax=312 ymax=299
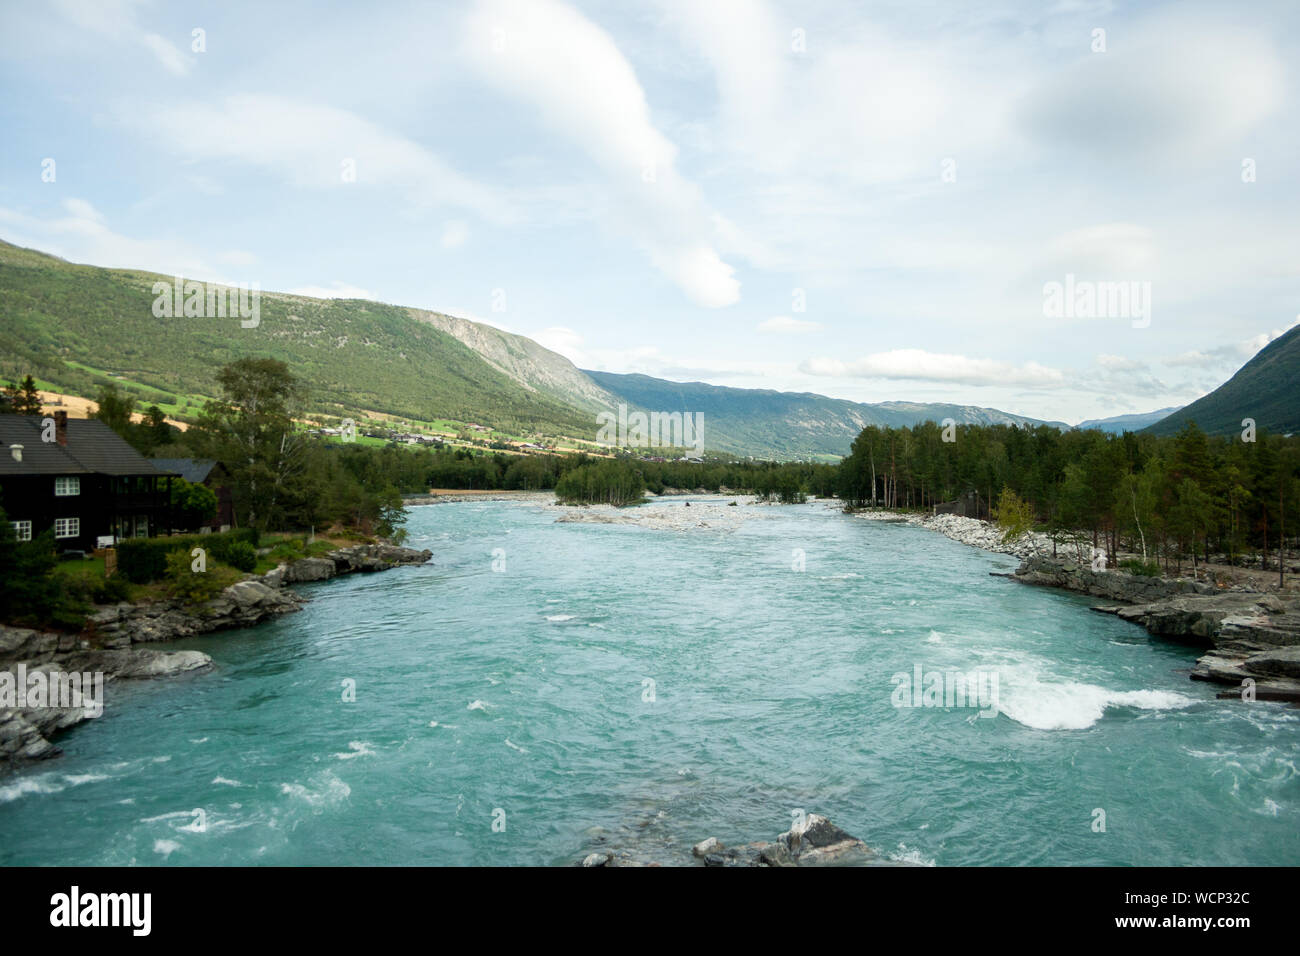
xmin=2 ymin=497 xmax=1297 ymax=865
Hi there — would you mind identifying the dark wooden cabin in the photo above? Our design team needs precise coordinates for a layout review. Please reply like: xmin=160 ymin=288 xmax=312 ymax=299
xmin=0 ymin=412 xmax=177 ymax=552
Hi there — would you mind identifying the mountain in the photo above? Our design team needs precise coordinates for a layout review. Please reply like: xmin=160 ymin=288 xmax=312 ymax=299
xmin=0 ymin=239 xmax=591 ymax=437
xmin=585 ymin=371 xmax=1068 ymax=459
xmin=1076 ymin=406 xmax=1182 ymax=433
xmin=1144 ymin=324 xmax=1300 ymax=437
xmin=0 ymin=237 xmax=1069 ymax=459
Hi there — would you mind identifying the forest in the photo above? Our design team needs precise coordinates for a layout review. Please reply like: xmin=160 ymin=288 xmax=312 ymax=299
xmin=834 ymin=420 xmax=1299 ymax=573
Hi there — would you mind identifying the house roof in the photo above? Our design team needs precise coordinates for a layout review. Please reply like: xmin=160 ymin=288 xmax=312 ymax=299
xmin=0 ymin=416 xmax=178 ymax=477
xmin=150 ymin=458 xmax=217 ymax=484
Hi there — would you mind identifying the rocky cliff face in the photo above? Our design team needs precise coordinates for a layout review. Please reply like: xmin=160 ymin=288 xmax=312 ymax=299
xmin=0 ymin=544 xmax=432 ymax=766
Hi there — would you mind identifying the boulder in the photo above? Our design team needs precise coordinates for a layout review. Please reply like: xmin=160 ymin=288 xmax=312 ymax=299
xmin=284 ymin=557 xmax=336 ymax=583
xmin=692 ymin=837 xmax=722 ymax=857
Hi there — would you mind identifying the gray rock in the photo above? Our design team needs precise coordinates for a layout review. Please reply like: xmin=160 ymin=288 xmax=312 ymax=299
xmin=284 ymin=557 xmax=336 ymax=583
xmin=692 ymin=837 xmax=722 ymax=857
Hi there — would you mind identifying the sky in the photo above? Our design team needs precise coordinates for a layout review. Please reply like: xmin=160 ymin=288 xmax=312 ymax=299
xmin=1 ymin=0 xmax=1297 ymax=425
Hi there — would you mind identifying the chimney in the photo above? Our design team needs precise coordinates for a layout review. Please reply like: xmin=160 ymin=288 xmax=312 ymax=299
xmin=9 ymin=444 xmax=22 ymax=463
xmin=54 ymin=410 xmax=68 ymax=446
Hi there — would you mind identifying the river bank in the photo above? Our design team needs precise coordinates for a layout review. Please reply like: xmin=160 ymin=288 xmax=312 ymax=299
xmin=1010 ymin=554 xmax=1300 ymax=703
xmin=850 ymin=508 xmax=1051 ymax=557
xmin=849 ymin=507 xmax=1300 ymax=704
xmin=0 ymin=543 xmax=431 ymax=767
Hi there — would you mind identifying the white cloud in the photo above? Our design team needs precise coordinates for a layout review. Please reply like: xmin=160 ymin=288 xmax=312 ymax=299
xmin=759 ymin=316 xmax=822 ymax=334
xmin=440 ymin=220 xmax=469 ymax=249
xmin=140 ymin=32 xmax=191 ymax=75
xmin=800 ymin=349 xmax=1067 ymax=388
xmin=51 ymin=0 xmax=193 ymax=75
xmin=117 ymin=94 xmax=514 ymax=223
xmin=1019 ymin=19 xmax=1284 ymax=163
xmin=531 ymin=326 xmax=586 ymax=364
xmin=0 ymin=199 xmax=215 ymax=278
xmin=1096 ymin=353 xmax=1144 ymax=371
xmin=1162 ymin=325 xmax=1294 ymax=368
xmin=461 ymin=0 xmax=740 ymax=307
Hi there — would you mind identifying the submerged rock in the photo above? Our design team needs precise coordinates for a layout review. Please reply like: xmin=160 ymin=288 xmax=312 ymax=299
xmin=578 ymin=814 xmax=917 ymax=867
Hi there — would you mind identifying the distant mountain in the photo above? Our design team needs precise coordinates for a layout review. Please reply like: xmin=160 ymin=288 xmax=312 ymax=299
xmin=1144 ymin=324 xmax=1300 ymax=436
xmin=585 ymin=371 xmax=1068 ymax=459
xmin=1076 ymin=407 xmax=1182 ymax=434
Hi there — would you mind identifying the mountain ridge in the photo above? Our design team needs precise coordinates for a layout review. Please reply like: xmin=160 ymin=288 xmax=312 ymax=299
xmin=1144 ymin=324 xmax=1300 ymax=437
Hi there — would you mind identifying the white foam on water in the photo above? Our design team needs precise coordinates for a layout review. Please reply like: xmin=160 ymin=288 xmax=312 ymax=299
xmin=926 ymin=630 xmax=943 ymax=644
xmin=0 ymin=769 xmax=122 ymax=804
xmin=212 ymin=776 xmax=241 ymax=787
xmin=140 ymin=810 xmax=197 ymax=823
xmin=889 ymin=843 xmax=936 ymax=866
xmin=504 ymin=738 xmax=527 ymax=753
xmin=63 ymin=773 xmax=110 ymax=786
xmin=335 ymin=741 xmax=375 ymax=760
xmin=999 ymin=680 xmax=1195 ymax=731
xmin=0 ymin=774 xmax=64 ymax=804
xmin=467 ymin=700 xmax=489 ymax=712
xmin=279 ymin=771 xmax=351 ymax=808
xmin=546 ymin=614 xmax=575 ymax=622
xmin=153 ymin=839 xmax=181 ymax=858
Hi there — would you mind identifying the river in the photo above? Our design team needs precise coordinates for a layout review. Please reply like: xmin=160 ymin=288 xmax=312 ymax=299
xmin=2 ymin=497 xmax=1296 ymax=865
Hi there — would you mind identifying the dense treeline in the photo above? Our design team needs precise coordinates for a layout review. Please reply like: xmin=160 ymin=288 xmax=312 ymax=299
xmin=65 ymin=352 xmax=1299 ymax=580
xmin=421 ymin=446 xmax=837 ymax=501
xmin=836 ymin=421 xmax=1299 ymax=574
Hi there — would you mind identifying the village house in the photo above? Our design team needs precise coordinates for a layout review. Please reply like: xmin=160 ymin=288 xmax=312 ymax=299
xmin=0 ymin=412 xmax=177 ymax=553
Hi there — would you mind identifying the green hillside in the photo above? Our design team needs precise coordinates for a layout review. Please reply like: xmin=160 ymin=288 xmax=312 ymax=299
xmin=1144 ymin=324 xmax=1300 ymax=436
xmin=0 ymin=240 xmax=590 ymax=436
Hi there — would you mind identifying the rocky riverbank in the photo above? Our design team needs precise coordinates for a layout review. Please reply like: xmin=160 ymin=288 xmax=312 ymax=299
xmin=850 ymin=509 xmax=1051 ymax=558
xmin=578 ymin=813 xmax=918 ymax=867
xmin=0 ymin=543 xmax=431 ymax=766
xmin=1009 ymin=555 xmax=1300 ymax=703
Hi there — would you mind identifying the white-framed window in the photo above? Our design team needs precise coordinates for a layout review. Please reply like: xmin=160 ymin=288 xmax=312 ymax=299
xmin=54 ymin=517 xmax=80 ymax=539
xmin=11 ymin=520 xmax=31 ymax=542
xmin=54 ymin=476 xmax=81 ymax=497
